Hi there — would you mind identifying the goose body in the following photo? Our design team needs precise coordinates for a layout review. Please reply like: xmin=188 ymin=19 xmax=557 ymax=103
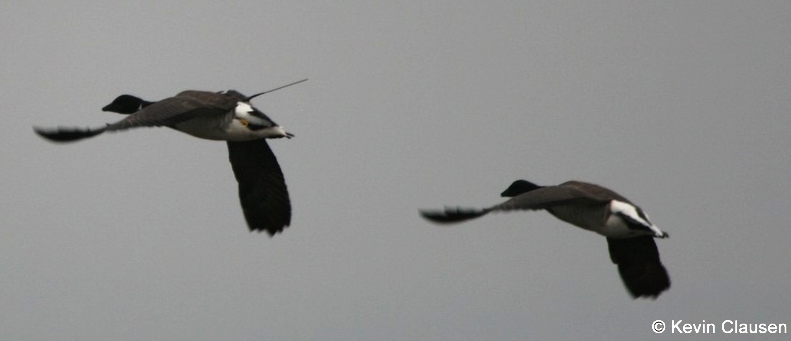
xmin=33 ymin=79 xmax=307 ymax=235
xmin=420 ymin=179 xmax=670 ymax=298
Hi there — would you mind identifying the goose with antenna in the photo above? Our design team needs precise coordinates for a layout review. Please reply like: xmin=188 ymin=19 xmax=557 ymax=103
xmin=34 ymin=79 xmax=308 ymax=236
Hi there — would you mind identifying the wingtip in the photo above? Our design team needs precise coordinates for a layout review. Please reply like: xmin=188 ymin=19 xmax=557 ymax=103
xmin=627 ymin=278 xmax=671 ymax=299
xmin=621 ymin=262 xmax=670 ymax=299
xmin=249 ymin=223 xmax=290 ymax=237
xmin=419 ymin=207 xmax=489 ymax=224
xmin=607 ymin=236 xmax=671 ymax=299
xmin=33 ymin=125 xmax=106 ymax=143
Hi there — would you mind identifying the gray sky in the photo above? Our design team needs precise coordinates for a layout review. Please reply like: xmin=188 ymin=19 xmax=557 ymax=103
xmin=2 ymin=1 xmax=790 ymax=340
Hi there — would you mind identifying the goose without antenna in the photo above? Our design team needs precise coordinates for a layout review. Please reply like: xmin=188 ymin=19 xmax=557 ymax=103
xmin=420 ymin=179 xmax=671 ymax=299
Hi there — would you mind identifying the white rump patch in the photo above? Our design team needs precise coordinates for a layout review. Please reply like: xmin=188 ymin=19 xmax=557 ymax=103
xmin=609 ymin=200 xmax=666 ymax=238
xmin=610 ymin=200 xmax=651 ymax=226
xmin=259 ymin=125 xmax=289 ymax=138
xmin=234 ymin=102 xmax=274 ymax=127
xmin=234 ymin=102 xmax=254 ymax=116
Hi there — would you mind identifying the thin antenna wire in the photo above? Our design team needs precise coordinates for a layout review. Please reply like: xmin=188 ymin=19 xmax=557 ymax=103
xmin=246 ymin=79 xmax=308 ymax=101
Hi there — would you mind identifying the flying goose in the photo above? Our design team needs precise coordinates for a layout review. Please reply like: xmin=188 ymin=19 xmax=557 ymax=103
xmin=33 ymin=79 xmax=307 ymax=236
xmin=420 ymin=179 xmax=670 ymax=298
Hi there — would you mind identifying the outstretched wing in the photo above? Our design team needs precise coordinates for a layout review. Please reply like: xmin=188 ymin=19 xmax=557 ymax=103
xmin=420 ymin=185 xmax=596 ymax=224
xmin=606 ymin=236 xmax=670 ymax=298
xmin=227 ymin=139 xmax=291 ymax=235
xmin=491 ymin=185 xmax=601 ymax=212
xmin=105 ymin=93 xmax=227 ymax=132
xmin=34 ymin=91 xmax=233 ymax=142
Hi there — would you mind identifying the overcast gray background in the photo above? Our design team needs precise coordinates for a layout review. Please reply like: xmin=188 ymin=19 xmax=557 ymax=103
xmin=2 ymin=1 xmax=790 ymax=340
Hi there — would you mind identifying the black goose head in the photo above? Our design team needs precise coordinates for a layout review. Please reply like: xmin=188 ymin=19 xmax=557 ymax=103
xmin=102 ymin=94 xmax=154 ymax=114
xmin=500 ymin=180 xmax=543 ymax=197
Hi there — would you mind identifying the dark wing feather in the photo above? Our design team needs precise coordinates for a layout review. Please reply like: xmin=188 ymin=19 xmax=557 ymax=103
xmin=419 ymin=207 xmax=490 ymax=223
xmin=105 ymin=95 xmax=222 ymax=131
xmin=227 ymin=139 xmax=291 ymax=235
xmin=607 ymin=236 xmax=670 ymax=298
xmin=492 ymin=185 xmax=602 ymax=212
xmin=33 ymin=126 xmax=107 ymax=142
xmin=561 ymin=181 xmax=632 ymax=203
xmin=219 ymin=90 xmax=247 ymax=101
xmin=420 ymin=184 xmax=596 ymax=224
xmin=177 ymin=90 xmax=243 ymax=107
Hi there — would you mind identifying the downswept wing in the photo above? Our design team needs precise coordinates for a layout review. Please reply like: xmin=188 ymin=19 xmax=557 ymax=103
xmin=227 ymin=139 xmax=291 ymax=235
xmin=606 ymin=236 xmax=670 ymax=298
